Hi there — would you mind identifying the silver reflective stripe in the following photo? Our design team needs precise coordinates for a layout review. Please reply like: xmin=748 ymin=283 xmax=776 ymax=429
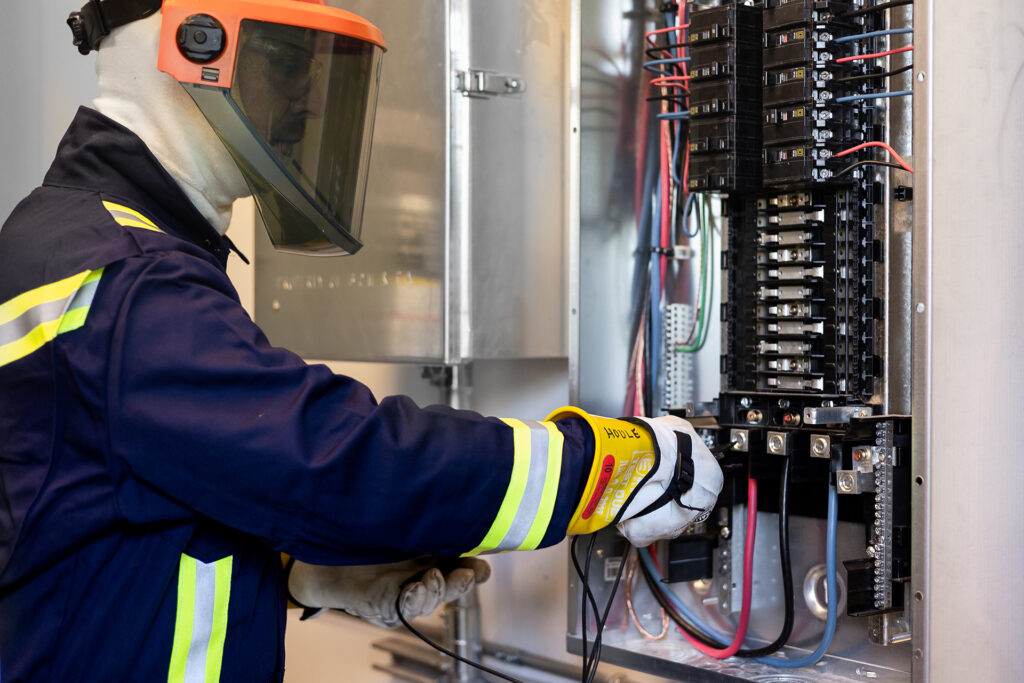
xmin=0 ymin=268 xmax=104 ymax=369
xmin=183 ymin=561 xmax=218 ymax=683
xmin=66 ymin=275 xmax=101 ymax=312
xmin=0 ymin=297 xmax=66 ymax=347
xmin=495 ymin=420 xmax=554 ymax=551
xmin=102 ymin=200 xmax=162 ymax=232
xmin=168 ymin=554 xmax=232 ymax=683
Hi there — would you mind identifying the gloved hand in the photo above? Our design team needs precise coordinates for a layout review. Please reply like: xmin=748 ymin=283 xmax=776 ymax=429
xmin=549 ymin=408 xmax=723 ymax=547
xmin=616 ymin=416 xmax=724 ymax=547
xmin=285 ymin=556 xmax=491 ymax=629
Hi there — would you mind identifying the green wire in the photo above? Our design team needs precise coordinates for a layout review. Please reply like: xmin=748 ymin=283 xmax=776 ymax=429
xmin=677 ymin=193 xmax=713 ymax=353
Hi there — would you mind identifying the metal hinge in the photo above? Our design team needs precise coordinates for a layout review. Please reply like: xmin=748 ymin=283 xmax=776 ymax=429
xmin=454 ymin=69 xmax=526 ymax=98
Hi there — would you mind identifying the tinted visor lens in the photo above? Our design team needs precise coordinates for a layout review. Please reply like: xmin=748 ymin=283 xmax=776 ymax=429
xmin=230 ymin=19 xmax=381 ymax=254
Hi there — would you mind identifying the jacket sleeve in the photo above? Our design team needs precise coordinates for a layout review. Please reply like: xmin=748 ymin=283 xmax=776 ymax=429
xmin=105 ymin=252 xmax=592 ymax=565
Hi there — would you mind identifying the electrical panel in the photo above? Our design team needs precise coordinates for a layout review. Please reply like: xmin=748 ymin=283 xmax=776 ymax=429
xmin=573 ymin=0 xmax=915 ymax=680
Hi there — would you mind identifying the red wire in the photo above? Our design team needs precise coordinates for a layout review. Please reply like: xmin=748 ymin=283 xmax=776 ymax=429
xmin=659 ymin=116 xmax=670 ymax=292
xmin=835 ymin=45 xmax=913 ymax=63
xmin=835 ymin=140 xmax=915 ymax=173
xmin=649 ymin=476 xmax=758 ymax=659
xmin=644 ymin=24 xmax=690 ymax=44
xmin=650 ymin=75 xmax=693 ymax=87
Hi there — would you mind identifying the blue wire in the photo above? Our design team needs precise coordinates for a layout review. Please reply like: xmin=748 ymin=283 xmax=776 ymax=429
xmin=645 ymin=57 xmax=692 ymax=67
xmin=649 ymin=183 xmax=662 ymax=410
xmin=682 ymin=193 xmax=699 ymax=238
xmin=834 ymin=90 xmax=912 ymax=104
xmin=637 ymin=484 xmax=840 ymax=668
xmin=671 ymin=120 xmax=684 ymax=185
xmin=642 ymin=56 xmax=692 ymax=77
xmin=832 ymin=27 xmax=913 ymax=43
xmin=657 ymin=112 xmax=691 ymax=120
xmin=758 ymin=485 xmax=838 ymax=668
xmin=639 ymin=547 xmax=726 ymax=636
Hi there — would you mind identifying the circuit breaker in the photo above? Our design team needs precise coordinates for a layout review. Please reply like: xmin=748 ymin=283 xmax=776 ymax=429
xmin=572 ymin=0 xmax=916 ymax=680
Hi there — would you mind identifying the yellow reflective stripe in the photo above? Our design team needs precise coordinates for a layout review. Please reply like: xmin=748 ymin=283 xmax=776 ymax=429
xmin=115 ymin=217 xmax=163 ymax=232
xmin=205 ymin=557 xmax=233 ymax=683
xmin=168 ymin=555 xmax=197 ymax=683
xmin=463 ymin=419 xmax=533 ymax=556
xmin=0 ymin=268 xmax=104 ymax=368
xmin=103 ymin=200 xmax=161 ymax=231
xmin=168 ymin=554 xmax=233 ymax=683
xmin=0 ymin=270 xmax=89 ymax=326
xmin=57 ymin=270 xmax=104 ymax=335
xmin=0 ymin=318 xmax=63 ymax=367
xmin=518 ymin=421 xmax=564 ymax=550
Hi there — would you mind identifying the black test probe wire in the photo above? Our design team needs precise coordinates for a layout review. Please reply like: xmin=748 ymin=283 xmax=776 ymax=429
xmin=394 ymin=538 xmax=632 ymax=683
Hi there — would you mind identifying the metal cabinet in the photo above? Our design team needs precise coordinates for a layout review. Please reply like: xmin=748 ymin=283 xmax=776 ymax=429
xmin=254 ymin=0 xmax=571 ymax=363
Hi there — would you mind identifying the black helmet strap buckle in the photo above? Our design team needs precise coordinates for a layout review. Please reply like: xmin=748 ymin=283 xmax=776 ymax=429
xmin=68 ymin=0 xmax=162 ymax=55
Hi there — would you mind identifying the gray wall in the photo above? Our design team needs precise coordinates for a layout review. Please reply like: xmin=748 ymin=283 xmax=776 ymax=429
xmin=0 ymin=3 xmax=97 ymax=222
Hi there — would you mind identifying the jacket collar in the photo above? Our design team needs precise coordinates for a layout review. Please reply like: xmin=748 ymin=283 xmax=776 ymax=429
xmin=43 ymin=107 xmax=237 ymax=268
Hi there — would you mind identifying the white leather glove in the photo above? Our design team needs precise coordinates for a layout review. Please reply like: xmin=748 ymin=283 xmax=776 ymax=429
xmin=616 ymin=416 xmax=724 ymax=547
xmin=286 ymin=556 xmax=491 ymax=629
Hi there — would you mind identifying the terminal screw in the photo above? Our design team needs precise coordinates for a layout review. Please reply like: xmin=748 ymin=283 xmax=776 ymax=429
xmin=837 ymin=471 xmax=858 ymax=493
xmin=811 ymin=435 xmax=831 ymax=458
xmin=767 ymin=432 xmax=787 ymax=455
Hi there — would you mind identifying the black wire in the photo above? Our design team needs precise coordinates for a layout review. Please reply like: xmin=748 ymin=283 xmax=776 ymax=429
xmin=570 ymin=535 xmax=601 ymax=682
xmin=646 ymin=95 xmax=690 ymax=105
xmin=836 ymin=64 xmax=913 ymax=83
xmin=843 ymin=0 xmax=914 ymax=18
xmin=735 ymin=456 xmax=793 ymax=658
xmin=636 ymin=550 xmax=723 ymax=647
xmin=577 ymin=540 xmax=630 ymax=683
xmin=395 ymin=593 xmax=524 ymax=683
xmin=833 ymin=159 xmax=904 ymax=178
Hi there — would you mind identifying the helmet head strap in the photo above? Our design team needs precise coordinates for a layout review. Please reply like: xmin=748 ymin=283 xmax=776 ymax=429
xmin=68 ymin=0 xmax=163 ymax=55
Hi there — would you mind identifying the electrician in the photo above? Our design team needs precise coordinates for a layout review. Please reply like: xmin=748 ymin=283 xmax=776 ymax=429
xmin=0 ymin=1 xmax=723 ymax=680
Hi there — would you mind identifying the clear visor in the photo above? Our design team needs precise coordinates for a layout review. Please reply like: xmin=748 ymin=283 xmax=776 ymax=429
xmin=205 ymin=19 xmax=382 ymax=255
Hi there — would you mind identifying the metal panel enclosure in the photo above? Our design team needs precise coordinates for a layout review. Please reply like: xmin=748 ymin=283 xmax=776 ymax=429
xmin=253 ymin=0 xmax=569 ymax=363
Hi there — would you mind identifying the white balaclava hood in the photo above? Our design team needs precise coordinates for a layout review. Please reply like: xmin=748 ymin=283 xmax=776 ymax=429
xmin=93 ymin=12 xmax=250 ymax=234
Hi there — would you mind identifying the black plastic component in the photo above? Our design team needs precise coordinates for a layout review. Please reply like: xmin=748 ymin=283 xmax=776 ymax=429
xmin=763 ymin=0 xmax=853 ymax=30
xmin=894 ymin=185 xmax=913 ymax=201
xmin=689 ymin=154 xmax=761 ymax=192
xmin=689 ymin=118 xmax=760 ymax=154
xmin=68 ymin=0 xmax=162 ymax=55
xmin=686 ymin=4 xmax=763 ymax=193
xmin=687 ymin=5 xmax=763 ymax=47
xmin=177 ymin=14 xmax=227 ymax=64
xmin=666 ymin=534 xmax=716 ymax=583
xmin=688 ymin=43 xmax=763 ymax=83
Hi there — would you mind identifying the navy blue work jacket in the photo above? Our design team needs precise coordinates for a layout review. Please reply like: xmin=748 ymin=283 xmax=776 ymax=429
xmin=0 ymin=108 xmax=592 ymax=682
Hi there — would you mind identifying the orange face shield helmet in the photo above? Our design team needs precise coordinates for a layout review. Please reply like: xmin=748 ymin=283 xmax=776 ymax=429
xmin=71 ymin=0 xmax=386 ymax=255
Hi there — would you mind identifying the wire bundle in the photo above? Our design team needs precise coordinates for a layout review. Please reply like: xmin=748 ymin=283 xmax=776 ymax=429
xmin=570 ymin=536 xmax=632 ymax=683
xmin=634 ymin=480 xmax=841 ymax=668
xmin=626 ymin=2 xmax=716 ymax=417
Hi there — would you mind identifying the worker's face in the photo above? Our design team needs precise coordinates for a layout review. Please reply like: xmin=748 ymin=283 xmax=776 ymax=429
xmin=235 ymin=31 xmax=326 ymax=156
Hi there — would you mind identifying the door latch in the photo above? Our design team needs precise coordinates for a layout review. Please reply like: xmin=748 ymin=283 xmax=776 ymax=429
xmin=454 ymin=69 xmax=526 ymax=98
